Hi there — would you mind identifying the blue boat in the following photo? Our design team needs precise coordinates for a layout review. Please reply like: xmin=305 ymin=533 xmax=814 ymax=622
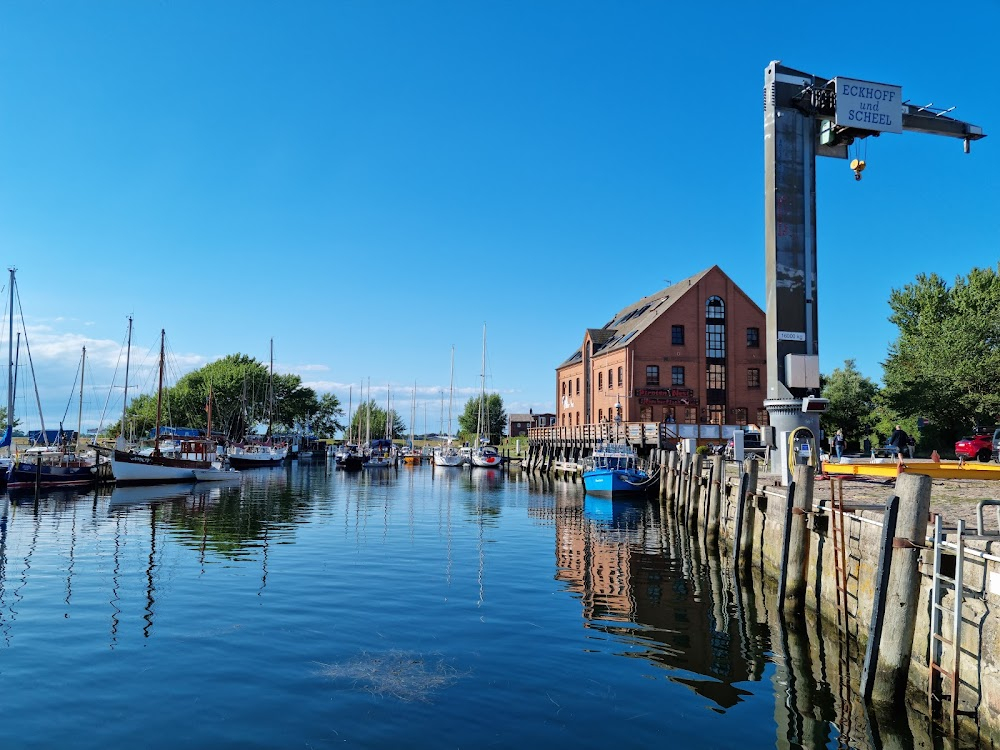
xmin=582 ymin=443 xmax=657 ymax=499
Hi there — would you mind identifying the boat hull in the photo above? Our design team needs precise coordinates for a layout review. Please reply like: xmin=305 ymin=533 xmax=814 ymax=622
xmin=192 ymin=467 xmax=241 ymax=482
xmin=227 ymin=455 xmax=285 ymax=469
xmin=8 ymin=462 xmax=97 ymax=489
xmin=434 ymin=453 xmax=464 ymax=467
xmin=582 ymin=468 xmax=655 ymax=499
xmin=112 ymin=450 xmax=212 ymax=485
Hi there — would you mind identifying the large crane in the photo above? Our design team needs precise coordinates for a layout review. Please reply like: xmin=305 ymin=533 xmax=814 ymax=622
xmin=762 ymin=61 xmax=985 ymax=481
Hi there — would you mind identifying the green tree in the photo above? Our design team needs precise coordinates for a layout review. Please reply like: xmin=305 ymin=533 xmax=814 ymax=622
xmin=349 ymin=400 xmax=405 ymax=442
xmin=457 ymin=393 xmax=506 ymax=445
xmin=105 ymin=352 xmax=327 ymax=442
xmin=312 ymin=393 xmax=344 ymax=438
xmin=820 ymin=359 xmax=880 ymax=450
xmin=883 ymin=267 xmax=1000 ymax=447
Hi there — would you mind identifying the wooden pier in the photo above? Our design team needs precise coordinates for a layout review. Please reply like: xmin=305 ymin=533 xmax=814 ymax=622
xmin=525 ymin=422 xmax=678 ymax=473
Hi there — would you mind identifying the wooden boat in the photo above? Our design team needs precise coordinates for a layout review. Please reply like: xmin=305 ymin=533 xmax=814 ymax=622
xmin=582 ymin=443 xmax=657 ymax=499
xmin=112 ymin=328 xmax=235 ymax=485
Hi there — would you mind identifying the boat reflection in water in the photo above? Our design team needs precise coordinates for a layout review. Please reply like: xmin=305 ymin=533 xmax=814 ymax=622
xmin=554 ymin=482 xmax=933 ymax=748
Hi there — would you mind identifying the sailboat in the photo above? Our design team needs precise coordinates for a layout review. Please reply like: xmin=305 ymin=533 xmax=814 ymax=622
xmin=111 ymin=329 xmax=234 ymax=485
xmin=363 ymin=382 xmax=392 ymax=469
xmin=226 ymin=339 xmax=288 ymax=469
xmin=8 ymin=345 xmax=102 ymax=489
xmin=434 ymin=347 xmax=463 ymax=467
xmin=402 ymin=382 xmax=420 ymax=466
xmin=470 ymin=326 xmax=502 ymax=468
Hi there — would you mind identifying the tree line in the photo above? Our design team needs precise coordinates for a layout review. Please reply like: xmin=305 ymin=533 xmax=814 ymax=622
xmin=820 ymin=265 xmax=1000 ymax=454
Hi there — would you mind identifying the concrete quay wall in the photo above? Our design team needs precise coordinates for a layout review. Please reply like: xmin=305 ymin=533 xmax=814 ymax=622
xmin=717 ymin=467 xmax=1000 ymax=735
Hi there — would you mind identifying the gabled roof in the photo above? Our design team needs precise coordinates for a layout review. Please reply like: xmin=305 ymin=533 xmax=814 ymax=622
xmin=558 ymin=267 xmax=718 ymax=367
xmin=509 ymin=413 xmax=533 ymax=422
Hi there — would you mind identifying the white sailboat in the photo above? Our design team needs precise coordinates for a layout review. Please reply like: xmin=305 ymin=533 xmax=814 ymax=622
xmin=227 ymin=339 xmax=288 ymax=469
xmin=434 ymin=346 xmax=463 ymax=467
xmin=471 ymin=326 xmax=502 ymax=468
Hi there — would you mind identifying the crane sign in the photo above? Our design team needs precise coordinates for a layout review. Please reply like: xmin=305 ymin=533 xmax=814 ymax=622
xmin=762 ymin=61 xmax=985 ymax=479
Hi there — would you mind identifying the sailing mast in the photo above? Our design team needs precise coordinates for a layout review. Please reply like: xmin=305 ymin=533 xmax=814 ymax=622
xmin=448 ymin=346 xmax=455 ymax=445
xmin=477 ymin=325 xmax=487 ymax=446
xmin=266 ymin=338 xmax=275 ymax=442
xmin=116 ymin=316 xmax=133 ymax=451
xmin=5 ymin=268 xmax=14 ymax=459
xmin=346 ymin=385 xmax=353 ymax=444
xmin=152 ymin=329 xmax=165 ymax=458
xmin=77 ymin=346 xmax=85 ymax=451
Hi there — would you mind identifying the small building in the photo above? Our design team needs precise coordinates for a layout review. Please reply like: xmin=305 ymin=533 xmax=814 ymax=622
xmin=555 ymin=266 xmax=768 ymax=428
xmin=511 ymin=410 xmax=558 ymax=437
xmin=509 ymin=413 xmax=534 ymax=437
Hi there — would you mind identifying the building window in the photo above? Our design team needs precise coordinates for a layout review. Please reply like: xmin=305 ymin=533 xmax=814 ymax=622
xmin=747 ymin=327 xmax=760 ymax=348
xmin=671 ymin=366 xmax=685 ymax=386
xmin=617 ymin=366 xmax=622 ymax=387
xmin=706 ymin=324 xmax=725 ymax=358
xmin=707 ymin=364 xmax=726 ymax=389
xmin=672 ymin=325 xmax=685 ymax=345
xmin=747 ymin=368 xmax=760 ymax=389
xmin=640 ymin=406 xmax=652 ymax=421
xmin=707 ymin=405 xmax=725 ymax=425
xmin=706 ymin=296 xmax=725 ymax=320
xmin=575 ymin=378 xmax=580 ymax=395
xmin=607 ymin=369 xmax=612 ymax=391
xmin=664 ymin=407 xmax=675 ymax=423
xmin=646 ymin=365 xmax=659 ymax=385
xmin=734 ymin=407 xmax=748 ymax=426
xmin=757 ymin=408 xmax=770 ymax=426
xmin=561 ymin=382 xmax=566 ymax=396
xmin=561 ymin=414 xmax=565 ymax=426
xmin=598 ymin=409 xmax=603 ymax=423
xmin=575 ymin=412 xmax=580 ymax=426
xmin=684 ymin=407 xmax=698 ymax=424
xmin=598 ymin=371 xmax=603 ymax=391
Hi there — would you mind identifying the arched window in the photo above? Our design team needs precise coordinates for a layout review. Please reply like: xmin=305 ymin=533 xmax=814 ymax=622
xmin=706 ymin=296 xmax=725 ymax=320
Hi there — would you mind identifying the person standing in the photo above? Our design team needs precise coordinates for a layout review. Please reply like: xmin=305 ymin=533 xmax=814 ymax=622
xmin=833 ymin=429 xmax=845 ymax=459
xmin=888 ymin=425 xmax=909 ymax=458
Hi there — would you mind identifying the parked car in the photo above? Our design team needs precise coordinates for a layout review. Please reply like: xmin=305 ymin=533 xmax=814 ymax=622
xmin=955 ymin=433 xmax=993 ymax=462
xmin=993 ymin=428 xmax=1000 ymax=464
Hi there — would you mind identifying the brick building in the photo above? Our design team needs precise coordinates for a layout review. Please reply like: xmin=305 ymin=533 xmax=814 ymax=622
xmin=556 ymin=266 xmax=768 ymax=428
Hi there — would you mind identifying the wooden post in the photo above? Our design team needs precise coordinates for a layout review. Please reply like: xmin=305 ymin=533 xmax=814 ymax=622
xmin=658 ymin=449 xmax=668 ymax=500
xmin=707 ymin=454 xmax=723 ymax=544
xmin=665 ymin=451 xmax=678 ymax=506
xmin=781 ymin=464 xmax=813 ymax=614
xmin=737 ymin=459 xmax=759 ymax=567
xmin=678 ymin=453 xmax=691 ymax=517
xmin=687 ymin=454 xmax=704 ymax=526
xmin=868 ymin=472 xmax=931 ymax=706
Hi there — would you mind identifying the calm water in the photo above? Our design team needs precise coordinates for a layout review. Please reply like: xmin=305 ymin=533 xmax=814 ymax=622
xmin=0 ymin=462 xmax=945 ymax=748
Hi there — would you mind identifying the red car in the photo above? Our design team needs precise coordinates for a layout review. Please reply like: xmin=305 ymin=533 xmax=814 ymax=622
xmin=955 ymin=434 xmax=993 ymax=462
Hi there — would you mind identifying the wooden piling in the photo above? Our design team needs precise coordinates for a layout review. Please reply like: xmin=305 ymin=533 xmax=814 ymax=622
xmin=678 ymin=453 xmax=691 ymax=517
xmin=868 ymin=472 xmax=931 ymax=706
xmin=707 ymin=455 xmax=723 ymax=544
xmin=658 ymin=449 xmax=668 ymax=500
xmin=737 ymin=459 xmax=759 ymax=566
xmin=781 ymin=464 xmax=813 ymax=615
xmin=687 ymin=454 xmax=704 ymax=526
xmin=666 ymin=451 xmax=678 ymax=505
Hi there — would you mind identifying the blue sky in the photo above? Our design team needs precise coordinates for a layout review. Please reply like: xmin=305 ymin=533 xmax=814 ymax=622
xmin=0 ymin=1 xmax=996 ymax=434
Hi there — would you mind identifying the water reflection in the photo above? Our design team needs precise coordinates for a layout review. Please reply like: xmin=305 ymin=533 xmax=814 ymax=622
xmin=0 ymin=466 xmax=987 ymax=748
xmin=549 ymin=478 xmax=956 ymax=749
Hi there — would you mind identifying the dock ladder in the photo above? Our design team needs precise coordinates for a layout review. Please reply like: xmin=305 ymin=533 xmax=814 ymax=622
xmin=829 ymin=477 xmax=857 ymax=746
xmin=928 ymin=515 xmax=966 ymax=730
